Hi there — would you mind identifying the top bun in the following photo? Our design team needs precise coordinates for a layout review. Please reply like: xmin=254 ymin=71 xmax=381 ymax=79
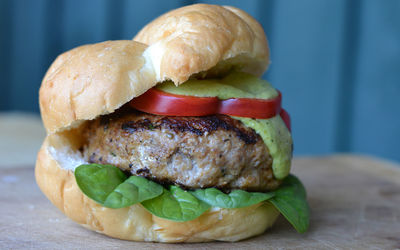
xmin=134 ymin=4 xmax=270 ymax=84
xmin=39 ymin=41 xmax=157 ymax=133
xmin=39 ymin=4 xmax=270 ymax=134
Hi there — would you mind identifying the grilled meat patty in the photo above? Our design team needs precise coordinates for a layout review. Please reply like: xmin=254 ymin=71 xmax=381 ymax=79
xmin=82 ymin=109 xmax=280 ymax=191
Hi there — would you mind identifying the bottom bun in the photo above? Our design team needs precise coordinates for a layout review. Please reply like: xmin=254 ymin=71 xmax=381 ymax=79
xmin=35 ymin=135 xmax=280 ymax=242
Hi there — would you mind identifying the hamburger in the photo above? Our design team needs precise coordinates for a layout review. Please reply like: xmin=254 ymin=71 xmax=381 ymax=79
xmin=35 ymin=4 xmax=309 ymax=242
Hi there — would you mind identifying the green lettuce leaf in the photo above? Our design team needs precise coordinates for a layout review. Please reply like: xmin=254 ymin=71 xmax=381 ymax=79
xmin=75 ymin=164 xmax=163 ymax=208
xmin=191 ymin=188 xmax=275 ymax=208
xmin=142 ymin=186 xmax=210 ymax=222
xmin=269 ymin=175 xmax=310 ymax=233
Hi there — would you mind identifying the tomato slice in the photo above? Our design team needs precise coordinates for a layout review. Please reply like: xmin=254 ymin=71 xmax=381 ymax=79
xmin=219 ymin=92 xmax=281 ymax=119
xmin=131 ymin=88 xmax=219 ymax=116
xmin=280 ymin=109 xmax=291 ymax=132
xmin=130 ymin=88 xmax=288 ymax=125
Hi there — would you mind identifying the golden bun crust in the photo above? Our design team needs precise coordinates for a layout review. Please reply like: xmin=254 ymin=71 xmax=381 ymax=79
xmin=40 ymin=5 xmax=271 ymax=133
xmin=39 ymin=40 xmax=156 ymax=134
xmin=35 ymin=134 xmax=280 ymax=242
xmin=134 ymin=4 xmax=270 ymax=84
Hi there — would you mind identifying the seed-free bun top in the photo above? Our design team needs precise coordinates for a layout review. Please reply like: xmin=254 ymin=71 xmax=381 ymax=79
xmin=134 ymin=4 xmax=270 ymax=84
xmin=39 ymin=41 xmax=157 ymax=134
xmin=39 ymin=4 xmax=270 ymax=134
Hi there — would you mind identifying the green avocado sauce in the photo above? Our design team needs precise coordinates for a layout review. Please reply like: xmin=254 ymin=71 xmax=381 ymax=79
xmin=157 ymin=71 xmax=292 ymax=180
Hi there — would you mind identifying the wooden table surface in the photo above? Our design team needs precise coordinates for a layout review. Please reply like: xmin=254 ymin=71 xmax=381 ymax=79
xmin=1 ymin=155 xmax=399 ymax=249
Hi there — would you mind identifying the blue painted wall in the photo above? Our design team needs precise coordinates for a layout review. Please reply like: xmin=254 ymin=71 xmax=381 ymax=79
xmin=0 ymin=0 xmax=399 ymax=162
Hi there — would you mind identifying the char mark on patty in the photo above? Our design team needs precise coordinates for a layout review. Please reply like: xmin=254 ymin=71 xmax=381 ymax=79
xmin=120 ymin=113 xmax=259 ymax=144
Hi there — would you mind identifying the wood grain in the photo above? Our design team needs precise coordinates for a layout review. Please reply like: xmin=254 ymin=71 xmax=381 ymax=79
xmin=1 ymin=155 xmax=399 ymax=249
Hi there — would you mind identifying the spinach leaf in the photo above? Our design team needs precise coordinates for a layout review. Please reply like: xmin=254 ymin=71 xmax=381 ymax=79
xmin=142 ymin=186 xmax=210 ymax=222
xmin=269 ymin=174 xmax=310 ymax=233
xmin=191 ymin=188 xmax=275 ymax=208
xmin=75 ymin=164 xmax=127 ymax=204
xmin=103 ymin=175 xmax=163 ymax=208
xmin=75 ymin=164 xmax=163 ymax=208
xmin=75 ymin=164 xmax=309 ymax=232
